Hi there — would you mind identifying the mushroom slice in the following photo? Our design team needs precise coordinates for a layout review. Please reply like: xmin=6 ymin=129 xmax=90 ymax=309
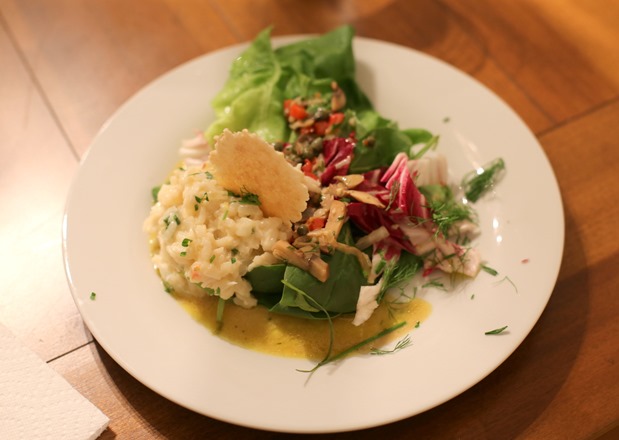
xmin=272 ymin=240 xmax=329 ymax=282
xmin=344 ymin=190 xmax=386 ymax=208
xmin=333 ymin=174 xmax=364 ymax=189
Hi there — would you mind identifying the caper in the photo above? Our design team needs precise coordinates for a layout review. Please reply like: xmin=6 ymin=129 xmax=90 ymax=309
xmin=313 ymin=108 xmax=330 ymax=121
xmin=296 ymin=224 xmax=309 ymax=236
xmin=309 ymin=137 xmax=324 ymax=154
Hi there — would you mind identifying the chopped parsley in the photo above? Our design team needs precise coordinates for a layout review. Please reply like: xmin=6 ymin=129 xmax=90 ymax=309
xmin=195 ymin=193 xmax=209 ymax=203
xmin=162 ymin=281 xmax=174 ymax=294
xmin=89 ymin=292 xmax=97 ymax=300
xmin=151 ymin=186 xmax=161 ymax=203
xmin=228 ymin=188 xmax=261 ymax=205
xmin=163 ymin=213 xmax=180 ymax=229
xmin=202 ymin=286 xmax=221 ymax=296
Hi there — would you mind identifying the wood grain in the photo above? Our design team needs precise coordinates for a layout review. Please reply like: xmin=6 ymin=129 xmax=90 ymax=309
xmin=0 ymin=21 xmax=90 ymax=362
xmin=443 ymin=0 xmax=619 ymax=123
xmin=1 ymin=0 xmax=618 ymax=438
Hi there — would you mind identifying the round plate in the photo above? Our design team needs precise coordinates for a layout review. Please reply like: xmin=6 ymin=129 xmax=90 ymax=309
xmin=62 ymin=35 xmax=564 ymax=433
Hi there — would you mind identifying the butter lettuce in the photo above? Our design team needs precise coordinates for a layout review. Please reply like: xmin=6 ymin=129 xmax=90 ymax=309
xmin=204 ymin=25 xmax=372 ymax=143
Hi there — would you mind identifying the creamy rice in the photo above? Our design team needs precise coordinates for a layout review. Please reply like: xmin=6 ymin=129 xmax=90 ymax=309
xmin=143 ymin=161 xmax=292 ymax=308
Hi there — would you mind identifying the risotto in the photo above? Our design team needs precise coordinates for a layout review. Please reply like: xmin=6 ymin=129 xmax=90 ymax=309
xmin=143 ymin=161 xmax=292 ymax=308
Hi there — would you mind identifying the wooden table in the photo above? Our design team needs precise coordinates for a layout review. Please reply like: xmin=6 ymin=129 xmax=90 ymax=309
xmin=2 ymin=1 xmax=618 ymax=438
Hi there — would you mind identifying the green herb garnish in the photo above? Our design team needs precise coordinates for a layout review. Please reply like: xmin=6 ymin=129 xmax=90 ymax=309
xmin=378 ymin=252 xmax=423 ymax=301
xmin=215 ymin=297 xmax=226 ymax=332
xmin=163 ymin=213 xmax=180 ymax=229
xmin=481 ymin=265 xmax=499 ymax=276
xmin=485 ymin=325 xmax=508 ymax=335
xmin=228 ymin=188 xmax=261 ymax=205
xmin=181 ymin=238 xmax=192 ymax=247
xmin=370 ymin=334 xmax=412 ymax=355
xmin=299 ymin=321 xmax=408 ymax=374
xmin=422 ymin=279 xmax=445 ymax=289
xmin=496 ymin=275 xmax=518 ymax=293
xmin=462 ymin=158 xmax=505 ymax=202
xmin=151 ymin=186 xmax=161 ymax=203
xmin=420 ymin=184 xmax=475 ymax=237
xmin=195 ymin=193 xmax=209 ymax=204
xmin=90 ymin=292 xmax=96 ymax=300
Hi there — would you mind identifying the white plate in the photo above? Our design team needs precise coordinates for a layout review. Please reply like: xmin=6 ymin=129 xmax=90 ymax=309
xmin=63 ymin=35 xmax=564 ymax=433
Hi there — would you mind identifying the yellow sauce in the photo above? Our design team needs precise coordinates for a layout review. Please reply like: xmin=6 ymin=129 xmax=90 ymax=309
xmin=175 ymin=293 xmax=431 ymax=360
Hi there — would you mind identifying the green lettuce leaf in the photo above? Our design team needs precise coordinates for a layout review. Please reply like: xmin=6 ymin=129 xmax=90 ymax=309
xmin=204 ymin=28 xmax=287 ymax=142
xmin=204 ymin=25 xmax=371 ymax=143
xmin=244 ymin=264 xmax=286 ymax=294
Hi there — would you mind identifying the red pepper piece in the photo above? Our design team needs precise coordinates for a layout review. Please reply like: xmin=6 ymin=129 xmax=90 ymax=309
xmin=307 ymin=217 xmax=326 ymax=231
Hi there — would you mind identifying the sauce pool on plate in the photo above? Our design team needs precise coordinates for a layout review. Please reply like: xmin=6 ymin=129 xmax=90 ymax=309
xmin=176 ymin=293 xmax=431 ymax=359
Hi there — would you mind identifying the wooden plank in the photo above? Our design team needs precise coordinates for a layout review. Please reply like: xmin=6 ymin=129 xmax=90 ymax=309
xmin=442 ymin=0 xmax=619 ymax=123
xmin=0 ymin=22 xmax=90 ymax=361
xmin=540 ymin=100 xmax=619 ymax=281
xmin=0 ymin=0 xmax=236 ymax=156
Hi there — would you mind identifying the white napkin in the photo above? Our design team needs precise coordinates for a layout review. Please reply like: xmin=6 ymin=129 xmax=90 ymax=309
xmin=0 ymin=323 xmax=109 ymax=440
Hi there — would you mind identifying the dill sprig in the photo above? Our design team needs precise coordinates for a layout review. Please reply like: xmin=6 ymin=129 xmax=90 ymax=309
xmin=370 ymin=334 xmax=412 ymax=355
xmin=462 ymin=158 xmax=505 ymax=202
xmin=378 ymin=252 xmax=423 ymax=302
xmin=429 ymin=199 xmax=475 ymax=237
xmin=299 ymin=321 xmax=408 ymax=374
xmin=285 ymin=275 xmax=409 ymax=375
xmin=420 ymin=184 xmax=475 ymax=238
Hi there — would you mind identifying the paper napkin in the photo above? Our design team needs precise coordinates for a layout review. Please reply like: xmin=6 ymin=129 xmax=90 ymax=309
xmin=0 ymin=323 xmax=109 ymax=440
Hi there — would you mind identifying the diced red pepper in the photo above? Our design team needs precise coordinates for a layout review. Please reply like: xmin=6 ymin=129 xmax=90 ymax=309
xmin=307 ymin=217 xmax=326 ymax=231
xmin=422 ymin=267 xmax=435 ymax=277
xmin=329 ymin=112 xmax=345 ymax=125
xmin=301 ymin=159 xmax=319 ymax=180
xmin=313 ymin=120 xmax=330 ymax=136
xmin=288 ymin=102 xmax=308 ymax=120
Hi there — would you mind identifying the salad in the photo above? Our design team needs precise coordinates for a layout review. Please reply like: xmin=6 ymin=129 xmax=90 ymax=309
xmin=145 ymin=26 xmax=505 ymax=366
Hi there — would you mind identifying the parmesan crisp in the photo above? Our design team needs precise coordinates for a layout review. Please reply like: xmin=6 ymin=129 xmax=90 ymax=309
xmin=209 ymin=129 xmax=309 ymax=223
